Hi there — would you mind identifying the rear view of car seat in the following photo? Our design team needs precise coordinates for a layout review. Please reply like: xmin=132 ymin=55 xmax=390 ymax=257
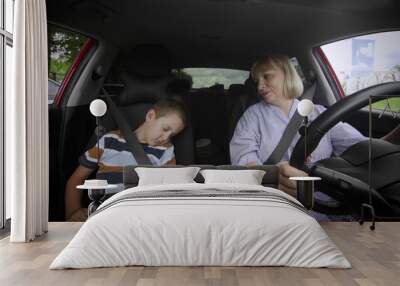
xmin=227 ymin=78 xmax=259 ymax=147
xmin=227 ymin=80 xmax=259 ymax=143
xmin=190 ymin=84 xmax=229 ymax=165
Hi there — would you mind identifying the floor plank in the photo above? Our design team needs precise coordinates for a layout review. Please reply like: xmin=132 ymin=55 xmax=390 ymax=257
xmin=0 ymin=222 xmax=399 ymax=286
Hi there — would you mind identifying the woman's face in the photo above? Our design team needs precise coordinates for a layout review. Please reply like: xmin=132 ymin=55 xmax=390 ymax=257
xmin=254 ymin=63 xmax=286 ymax=106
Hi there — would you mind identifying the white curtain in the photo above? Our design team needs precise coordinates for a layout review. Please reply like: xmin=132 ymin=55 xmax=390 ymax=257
xmin=7 ymin=0 xmax=49 ymax=242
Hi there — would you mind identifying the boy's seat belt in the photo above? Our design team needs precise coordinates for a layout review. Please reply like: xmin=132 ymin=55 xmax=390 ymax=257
xmin=101 ymin=88 xmax=152 ymax=165
xmin=264 ymin=82 xmax=316 ymax=165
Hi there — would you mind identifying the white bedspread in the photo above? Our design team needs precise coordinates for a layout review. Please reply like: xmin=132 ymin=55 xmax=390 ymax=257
xmin=50 ymin=183 xmax=351 ymax=269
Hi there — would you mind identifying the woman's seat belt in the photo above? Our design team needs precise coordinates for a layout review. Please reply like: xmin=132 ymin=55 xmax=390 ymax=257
xmin=264 ymin=83 xmax=316 ymax=164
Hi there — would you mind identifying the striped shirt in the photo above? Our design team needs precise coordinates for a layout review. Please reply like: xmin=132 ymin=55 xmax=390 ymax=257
xmin=79 ymin=131 xmax=176 ymax=190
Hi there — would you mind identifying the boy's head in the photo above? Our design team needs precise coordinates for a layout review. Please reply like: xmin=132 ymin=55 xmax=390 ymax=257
xmin=141 ymin=98 xmax=187 ymax=146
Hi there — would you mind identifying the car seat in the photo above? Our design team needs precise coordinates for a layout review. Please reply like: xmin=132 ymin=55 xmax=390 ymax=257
xmin=89 ymin=44 xmax=195 ymax=164
xmin=226 ymin=78 xmax=259 ymax=147
xmin=190 ymin=84 xmax=230 ymax=165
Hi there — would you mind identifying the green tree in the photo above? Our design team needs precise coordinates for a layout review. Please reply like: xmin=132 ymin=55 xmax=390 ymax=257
xmin=48 ymin=25 xmax=88 ymax=81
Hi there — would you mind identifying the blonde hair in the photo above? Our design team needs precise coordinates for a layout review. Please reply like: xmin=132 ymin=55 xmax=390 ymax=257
xmin=251 ymin=54 xmax=304 ymax=99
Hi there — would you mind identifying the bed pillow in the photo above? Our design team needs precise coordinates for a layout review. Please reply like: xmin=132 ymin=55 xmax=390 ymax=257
xmin=200 ymin=169 xmax=266 ymax=185
xmin=135 ymin=167 xmax=201 ymax=186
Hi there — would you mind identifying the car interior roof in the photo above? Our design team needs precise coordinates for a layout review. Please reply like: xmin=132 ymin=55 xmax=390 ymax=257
xmin=46 ymin=0 xmax=400 ymax=70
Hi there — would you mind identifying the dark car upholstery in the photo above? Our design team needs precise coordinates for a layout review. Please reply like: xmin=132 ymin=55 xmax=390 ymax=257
xmin=227 ymin=79 xmax=259 ymax=144
xmin=190 ymin=84 xmax=230 ymax=165
xmin=97 ymin=44 xmax=195 ymax=164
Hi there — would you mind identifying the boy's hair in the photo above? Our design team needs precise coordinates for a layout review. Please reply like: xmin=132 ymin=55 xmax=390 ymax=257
xmin=152 ymin=98 xmax=187 ymax=126
xmin=251 ymin=54 xmax=304 ymax=99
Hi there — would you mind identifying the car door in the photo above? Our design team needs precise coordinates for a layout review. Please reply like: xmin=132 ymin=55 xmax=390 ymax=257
xmin=48 ymin=25 xmax=93 ymax=220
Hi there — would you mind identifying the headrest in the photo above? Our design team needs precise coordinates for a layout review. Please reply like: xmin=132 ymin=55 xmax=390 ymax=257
xmin=116 ymin=72 xmax=173 ymax=105
xmin=167 ymin=78 xmax=192 ymax=94
xmin=208 ymin=84 xmax=225 ymax=94
xmin=121 ymin=44 xmax=171 ymax=77
xmin=228 ymin=84 xmax=248 ymax=97
xmin=123 ymin=164 xmax=279 ymax=188
xmin=244 ymin=77 xmax=259 ymax=103
xmin=245 ymin=77 xmax=257 ymax=89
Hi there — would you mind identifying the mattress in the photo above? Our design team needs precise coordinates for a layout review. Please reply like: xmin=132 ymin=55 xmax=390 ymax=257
xmin=50 ymin=183 xmax=351 ymax=269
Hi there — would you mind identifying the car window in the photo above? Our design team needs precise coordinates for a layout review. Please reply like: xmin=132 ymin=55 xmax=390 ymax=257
xmin=174 ymin=68 xmax=249 ymax=89
xmin=48 ymin=25 xmax=89 ymax=104
xmin=320 ymin=31 xmax=400 ymax=110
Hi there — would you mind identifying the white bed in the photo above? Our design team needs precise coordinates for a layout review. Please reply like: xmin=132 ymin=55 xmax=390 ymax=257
xmin=50 ymin=183 xmax=351 ymax=269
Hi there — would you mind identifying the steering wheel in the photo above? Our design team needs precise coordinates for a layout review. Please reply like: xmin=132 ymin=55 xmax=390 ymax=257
xmin=289 ymin=82 xmax=400 ymax=216
xmin=290 ymin=81 xmax=400 ymax=170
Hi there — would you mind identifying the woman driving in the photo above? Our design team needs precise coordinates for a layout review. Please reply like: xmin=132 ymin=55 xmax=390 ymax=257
xmin=230 ymin=54 xmax=366 ymax=195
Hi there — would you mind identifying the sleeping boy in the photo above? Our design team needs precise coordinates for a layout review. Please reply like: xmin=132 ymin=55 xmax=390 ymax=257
xmin=65 ymin=98 xmax=187 ymax=221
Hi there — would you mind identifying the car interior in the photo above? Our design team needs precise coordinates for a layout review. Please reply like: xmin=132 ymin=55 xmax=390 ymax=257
xmin=45 ymin=0 xmax=400 ymax=221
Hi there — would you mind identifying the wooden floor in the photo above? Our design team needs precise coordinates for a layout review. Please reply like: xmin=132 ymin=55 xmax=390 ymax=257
xmin=1 ymin=222 xmax=400 ymax=286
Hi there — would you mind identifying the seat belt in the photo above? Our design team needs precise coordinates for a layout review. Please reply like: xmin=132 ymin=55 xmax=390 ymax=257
xmin=264 ymin=82 xmax=316 ymax=165
xmin=101 ymin=87 xmax=152 ymax=165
